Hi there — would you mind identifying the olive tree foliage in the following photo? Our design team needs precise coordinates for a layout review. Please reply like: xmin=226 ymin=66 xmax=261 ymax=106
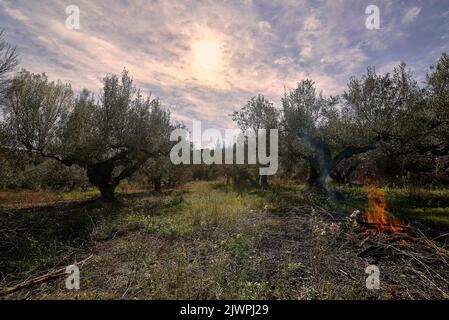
xmin=231 ymin=94 xmax=279 ymax=188
xmin=2 ymin=69 xmax=173 ymax=199
xmin=390 ymin=53 xmax=449 ymax=179
xmin=344 ymin=57 xmax=449 ymax=180
xmin=281 ymin=55 xmax=449 ymax=190
xmin=281 ymin=79 xmax=375 ymax=192
xmin=0 ymin=30 xmax=19 ymax=144
xmin=4 ymin=71 xmax=73 ymax=154
xmin=0 ymin=30 xmax=18 ymax=97
xmin=339 ymin=63 xmax=421 ymax=180
xmin=143 ymin=155 xmax=193 ymax=192
xmin=417 ymin=53 xmax=449 ymax=157
xmin=232 ymin=95 xmax=279 ymax=133
xmin=141 ymin=122 xmax=191 ymax=192
xmin=344 ymin=63 xmax=423 ymax=147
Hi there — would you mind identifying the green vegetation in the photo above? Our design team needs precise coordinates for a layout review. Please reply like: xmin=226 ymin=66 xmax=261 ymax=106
xmin=0 ymin=181 xmax=275 ymax=299
xmin=2 ymin=181 xmax=448 ymax=299
xmin=337 ymin=184 xmax=449 ymax=226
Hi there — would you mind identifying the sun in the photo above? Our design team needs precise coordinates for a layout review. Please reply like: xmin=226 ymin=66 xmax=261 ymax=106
xmin=190 ymin=34 xmax=225 ymax=84
xmin=192 ymin=39 xmax=222 ymax=72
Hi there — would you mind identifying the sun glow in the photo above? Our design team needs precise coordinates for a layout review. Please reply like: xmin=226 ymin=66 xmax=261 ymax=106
xmin=190 ymin=33 xmax=225 ymax=84
xmin=193 ymin=39 xmax=222 ymax=71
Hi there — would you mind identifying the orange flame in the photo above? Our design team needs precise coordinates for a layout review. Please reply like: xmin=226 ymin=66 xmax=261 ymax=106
xmin=365 ymin=188 xmax=409 ymax=233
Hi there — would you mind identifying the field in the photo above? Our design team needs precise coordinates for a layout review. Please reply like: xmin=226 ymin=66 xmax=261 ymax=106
xmin=1 ymin=180 xmax=448 ymax=299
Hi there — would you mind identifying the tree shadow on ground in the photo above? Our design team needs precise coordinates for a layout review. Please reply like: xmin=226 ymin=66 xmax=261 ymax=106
xmin=0 ymin=195 xmax=129 ymax=281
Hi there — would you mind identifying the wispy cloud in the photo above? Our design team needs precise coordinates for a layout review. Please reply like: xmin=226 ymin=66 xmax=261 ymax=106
xmin=402 ymin=6 xmax=422 ymax=25
xmin=0 ymin=0 xmax=447 ymax=130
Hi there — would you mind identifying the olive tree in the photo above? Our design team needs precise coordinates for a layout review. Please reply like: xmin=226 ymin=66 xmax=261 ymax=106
xmin=231 ymin=94 xmax=279 ymax=188
xmin=415 ymin=53 xmax=449 ymax=157
xmin=282 ymin=79 xmax=378 ymax=192
xmin=2 ymin=69 xmax=173 ymax=199
xmin=343 ymin=60 xmax=449 ymax=180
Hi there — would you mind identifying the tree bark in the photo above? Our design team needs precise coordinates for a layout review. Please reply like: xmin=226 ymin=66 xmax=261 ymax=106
xmin=98 ymin=183 xmax=117 ymax=200
xmin=260 ymin=175 xmax=269 ymax=189
xmin=152 ymin=175 xmax=162 ymax=193
xmin=86 ymin=161 xmax=117 ymax=200
xmin=304 ymin=141 xmax=375 ymax=193
xmin=306 ymin=154 xmax=325 ymax=190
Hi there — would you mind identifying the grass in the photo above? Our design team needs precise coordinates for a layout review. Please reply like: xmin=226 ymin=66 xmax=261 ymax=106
xmin=0 ymin=199 xmax=111 ymax=278
xmin=0 ymin=182 xmax=148 ymax=209
xmin=85 ymin=181 xmax=277 ymax=299
xmin=337 ymin=184 xmax=449 ymax=227
xmin=0 ymin=188 xmax=100 ymax=209
xmin=0 ymin=181 xmax=279 ymax=299
xmin=1 ymin=180 xmax=449 ymax=299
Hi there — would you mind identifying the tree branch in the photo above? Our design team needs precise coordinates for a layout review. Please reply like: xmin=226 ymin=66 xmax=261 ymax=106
xmin=333 ymin=142 xmax=376 ymax=165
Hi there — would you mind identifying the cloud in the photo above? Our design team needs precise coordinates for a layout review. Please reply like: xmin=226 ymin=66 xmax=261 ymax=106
xmin=299 ymin=44 xmax=313 ymax=59
xmin=303 ymin=14 xmax=321 ymax=32
xmin=274 ymin=56 xmax=294 ymax=65
xmin=258 ymin=21 xmax=272 ymax=31
xmin=0 ymin=1 xmax=28 ymax=21
xmin=0 ymin=0 xmax=447 ymax=131
xmin=402 ymin=6 xmax=422 ymax=25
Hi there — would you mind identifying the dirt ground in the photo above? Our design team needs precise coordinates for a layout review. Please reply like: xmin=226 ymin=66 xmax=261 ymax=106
xmin=1 ymin=182 xmax=448 ymax=299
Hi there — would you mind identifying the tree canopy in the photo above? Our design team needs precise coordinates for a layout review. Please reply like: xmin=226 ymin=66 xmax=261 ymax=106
xmin=2 ymin=69 xmax=173 ymax=199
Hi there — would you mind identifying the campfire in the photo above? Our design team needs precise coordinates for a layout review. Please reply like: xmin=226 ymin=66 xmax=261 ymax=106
xmin=363 ymin=187 xmax=410 ymax=235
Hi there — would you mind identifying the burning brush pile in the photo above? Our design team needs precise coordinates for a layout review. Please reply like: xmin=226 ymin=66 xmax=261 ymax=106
xmin=353 ymin=186 xmax=449 ymax=298
xmin=363 ymin=188 xmax=410 ymax=235
xmin=271 ymin=185 xmax=449 ymax=299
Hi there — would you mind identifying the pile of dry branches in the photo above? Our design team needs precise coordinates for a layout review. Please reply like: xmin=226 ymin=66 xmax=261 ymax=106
xmin=271 ymin=204 xmax=449 ymax=299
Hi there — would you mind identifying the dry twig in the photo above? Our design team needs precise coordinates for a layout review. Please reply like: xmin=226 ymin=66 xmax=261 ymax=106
xmin=0 ymin=254 xmax=93 ymax=296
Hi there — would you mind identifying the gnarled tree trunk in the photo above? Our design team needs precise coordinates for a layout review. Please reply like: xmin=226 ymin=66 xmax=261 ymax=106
xmin=304 ymin=137 xmax=376 ymax=194
xmin=152 ymin=175 xmax=162 ymax=193
xmin=260 ymin=175 xmax=269 ymax=189
xmin=86 ymin=161 xmax=117 ymax=200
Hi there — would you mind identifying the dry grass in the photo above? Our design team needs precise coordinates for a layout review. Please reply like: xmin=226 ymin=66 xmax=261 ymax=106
xmin=0 ymin=189 xmax=99 ymax=209
xmin=1 ymin=181 xmax=449 ymax=300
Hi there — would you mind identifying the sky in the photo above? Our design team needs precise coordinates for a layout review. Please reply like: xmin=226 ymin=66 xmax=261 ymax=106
xmin=1 ymin=0 xmax=449 ymax=133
